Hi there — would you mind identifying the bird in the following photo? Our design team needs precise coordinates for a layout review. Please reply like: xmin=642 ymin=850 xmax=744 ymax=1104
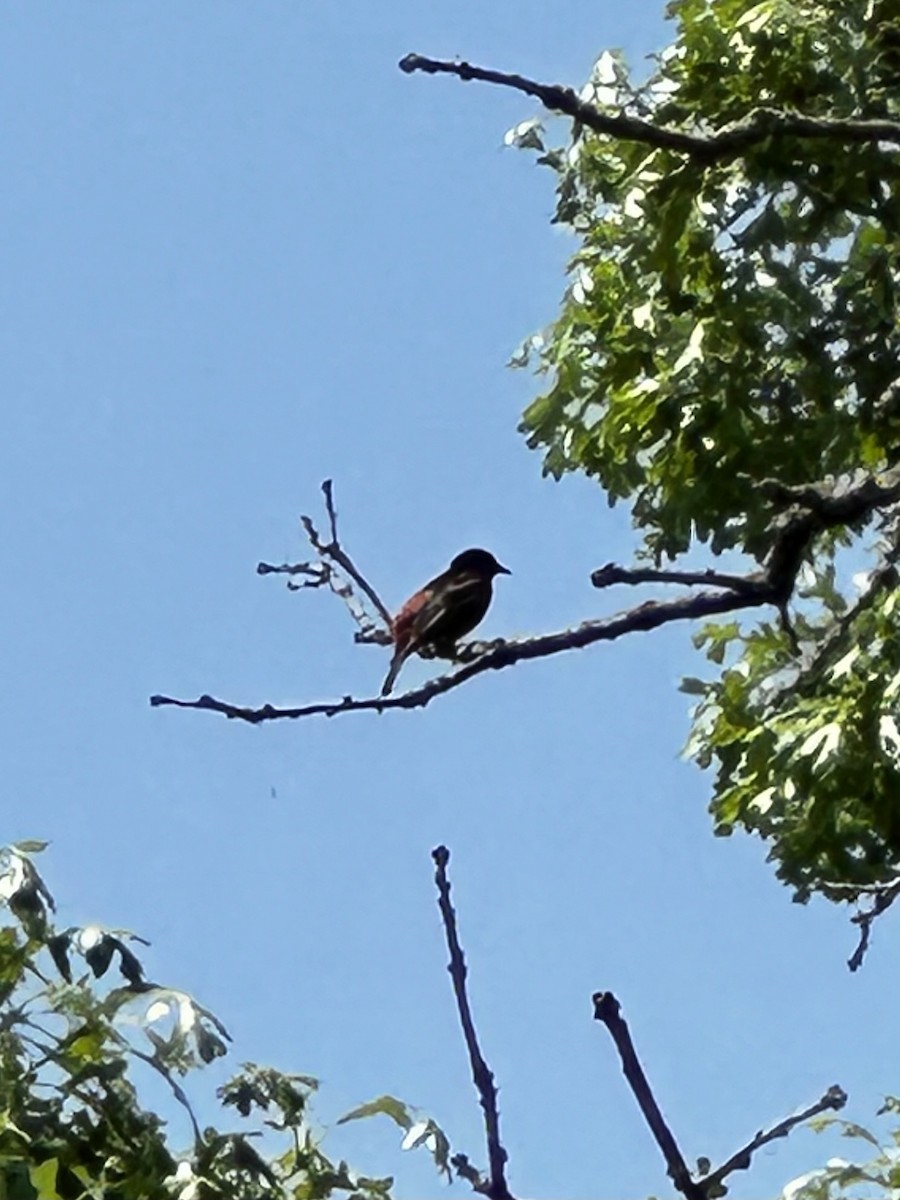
xmin=380 ymin=548 xmax=510 ymax=696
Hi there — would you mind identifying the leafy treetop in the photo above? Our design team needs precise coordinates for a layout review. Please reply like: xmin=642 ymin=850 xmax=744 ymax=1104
xmin=507 ymin=0 xmax=900 ymax=909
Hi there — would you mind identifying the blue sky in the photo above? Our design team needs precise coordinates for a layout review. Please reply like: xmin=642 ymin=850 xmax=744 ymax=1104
xmin=2 ymin=4 xmax=897 ymax=1198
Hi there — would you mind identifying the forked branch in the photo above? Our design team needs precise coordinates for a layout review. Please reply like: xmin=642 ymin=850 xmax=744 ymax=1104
xmin=592 ymin=991 xmax=846 ymax=1199
xmin=256 ymin=480 xmax=392 ymax=645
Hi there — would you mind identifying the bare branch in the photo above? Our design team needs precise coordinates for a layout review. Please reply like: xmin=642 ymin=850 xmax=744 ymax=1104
xmin=817 ymin=868 xmax=900 ymax=972
xmin=592 ymin=562 xmax=762 ymax=595
xmin=257 ymin=480 xmax=393 ymax=644
xmin=256 ymin=560 xmax=329 ymax=586
xmin=154 ymin=465 xmax=900 ymax=722
xmin=321 ymin=477 xmax=340 ymax=545
xmin=432 ymin=846 xmax=514 ymax=1200
xmin=699 ymin=1086 xmax=847 ymax=1193
xmin=451 ymin=1153 xmax=491 ymax=1195
xmin=149 ymin=583 xmax=770 ymax=722
xmin=846 ymin=880 xmax=900 ymax=972
xmin=398 ymin=54 xmax=900 ymax=162
xmin=131 ymin=1047 xmax=204 ymax=1149
xmin=592 ymin=991 xmax=703 ymax=1200
xmin=593 ymin=991 xmax=847 ymax=1199
xmin=309 ymin=480 xmax=393 ymax=628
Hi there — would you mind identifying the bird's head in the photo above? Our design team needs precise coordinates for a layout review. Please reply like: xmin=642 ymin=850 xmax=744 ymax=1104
xmin=449 ymin=548 xmax=511 ymax=577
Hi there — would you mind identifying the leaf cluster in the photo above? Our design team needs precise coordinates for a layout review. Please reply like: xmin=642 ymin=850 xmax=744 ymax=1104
xmin=510 ymin=0 xmax=900 ymax=900
xmin=517 ymin=1 xmax=900 ymax=563
xmin=0 ymin=843 xmax=393 ymax=1200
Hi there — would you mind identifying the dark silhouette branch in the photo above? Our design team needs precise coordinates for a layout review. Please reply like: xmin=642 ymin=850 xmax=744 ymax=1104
xmin=131 ymin=1047 xmax=204 ymax=1149
xmin=592 ymin=991 xmax=703 ymax=1200
xmin=257 ymin=480 xmax=393 ymax=645
xmin=757 ymin=471 xmax=900 ymax=519
xmin=699 ymin=1086 xmax=847 ymax=1194
xmin=592 ymin=991 xmax=847 ymax=1199
xmin=152 ymin=466 xmax=900 ymax=722
xmin=432 ymin=846 xmax=514 ymax=1200
xmin=149 ymin=582 xmax=771 ymax=722
xmin=398 ymin=54 xmax=900 ymax=163
xmin=844 ymin=879 xmax=900 ymax=972
xmin=592 ymin=562 xmax=762 ymax=595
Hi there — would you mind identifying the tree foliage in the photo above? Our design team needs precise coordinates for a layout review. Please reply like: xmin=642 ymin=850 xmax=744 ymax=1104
xmin=0 ymin=843 xmax=394 ymax=1200
xmin=779 ymin=1099 xmax=900 ymax=1200
xmin=510 ymin=0 xmax=900 ymax=901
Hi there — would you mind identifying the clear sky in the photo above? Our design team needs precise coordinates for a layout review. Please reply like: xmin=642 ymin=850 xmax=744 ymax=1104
xmin=1 ymin=4 xmax=896 ymax=1198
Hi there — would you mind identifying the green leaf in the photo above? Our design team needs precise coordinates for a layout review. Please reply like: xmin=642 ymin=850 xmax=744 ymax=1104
xmin=339 ymin=1095 xmax=414 ymax=1131
xmin=29 ymin=1158 xmax=61 ymax=1200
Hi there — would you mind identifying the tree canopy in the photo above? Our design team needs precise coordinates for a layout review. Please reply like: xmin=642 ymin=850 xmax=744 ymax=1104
xmin=501 ymin=0 xmax=900 ymax=911
xmin=0 ymin=842 xmax=400 ymax=1200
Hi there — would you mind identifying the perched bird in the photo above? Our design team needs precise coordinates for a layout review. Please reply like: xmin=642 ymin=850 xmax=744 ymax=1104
xmin=381 ymin=548 xmax=510 ymax=696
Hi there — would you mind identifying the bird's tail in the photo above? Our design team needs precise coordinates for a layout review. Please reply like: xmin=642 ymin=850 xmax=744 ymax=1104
xmin=381 ymin=654 xmax=404 ymax=697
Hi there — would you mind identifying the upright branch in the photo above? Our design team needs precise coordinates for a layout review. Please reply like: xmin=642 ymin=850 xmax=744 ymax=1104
xmin=256 ymin=480 xmax=393 ymax=645
xmin=592 ymin=992 xmax=703 ymax=1200
xmin=592 ymin=991 xmax=846 ymax=1199
xmin=432 ymin=846 xmax=514 ymax=1200
xmin=398 ymin=54 xmax=900 ymax=163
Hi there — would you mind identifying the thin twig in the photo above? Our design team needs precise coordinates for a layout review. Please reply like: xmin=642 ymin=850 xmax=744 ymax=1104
xmin=258 ymin=480 xmax=393 ymax=643
xmin=256 ymin=560 xmax=329 ymax=586
xmin=593 ymin=991 xmax=703 ymax=1200
xmin=399 ymin=54 xmax=900 ymax=163
xmin=131 ymin=1047 xmax=204 ymax=1149
xmin=846 ymin=880 xmax=900 ymax=972
xmin=432 ymin=846 xmax=514 ymax=1200
xmin=591 ymin=563 xmax=762 ymax=594
xmin=699 ymin=1086 xmax=847 ymax=1193
xmin=451 ymin=1153 xmax=491 ymax=1194
xmin=306 ymin=480 xmax=393 ymax=628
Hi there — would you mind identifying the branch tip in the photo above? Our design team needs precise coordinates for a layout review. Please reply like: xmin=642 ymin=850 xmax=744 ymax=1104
xmin=433 ymin=847 xmax=513 ymax=1200
xmin=398 ymin=53 xmax=900 ymax=161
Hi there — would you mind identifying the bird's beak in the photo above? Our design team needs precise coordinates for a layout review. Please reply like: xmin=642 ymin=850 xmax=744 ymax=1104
xmin=496 ymin=563 xmax=511 ymax=576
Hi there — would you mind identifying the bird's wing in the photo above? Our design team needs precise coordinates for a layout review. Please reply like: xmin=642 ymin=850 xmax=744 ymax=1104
xmin=410 ymin=572 xmax=491 ymax=646
xmin=391 ymin=588 xmax=433 ymax=657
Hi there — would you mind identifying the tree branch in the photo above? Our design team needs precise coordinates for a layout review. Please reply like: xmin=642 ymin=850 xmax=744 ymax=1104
xmin=130 ymin=1046 xmax=204 ymax=1149
xmin=398 ymin=54 xmax=900 ymax=162
xmin=699 ymin=1086 xmax=847 ymax=1194
xmin=845 ymin=879 xmax=900 ymax=972
xmin=592 ymin=991 xmax=703 ymax=1200
xmin=592 ymin=991 xmax=847 ymax=1199
xmin=591 ymin=562 xmax=762 ymax=595
xmin=149 ymin=583 xmax=770 ymax=723
xmin=432 ymin=846 xmax=514 ymax=1200
xmin=152 ymin=466 xmax=900 ymax=722
xmin=757 ymin=471 xmax=900 ymax=520
xmin=257 ymin=480 xmax=393 ymax=645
